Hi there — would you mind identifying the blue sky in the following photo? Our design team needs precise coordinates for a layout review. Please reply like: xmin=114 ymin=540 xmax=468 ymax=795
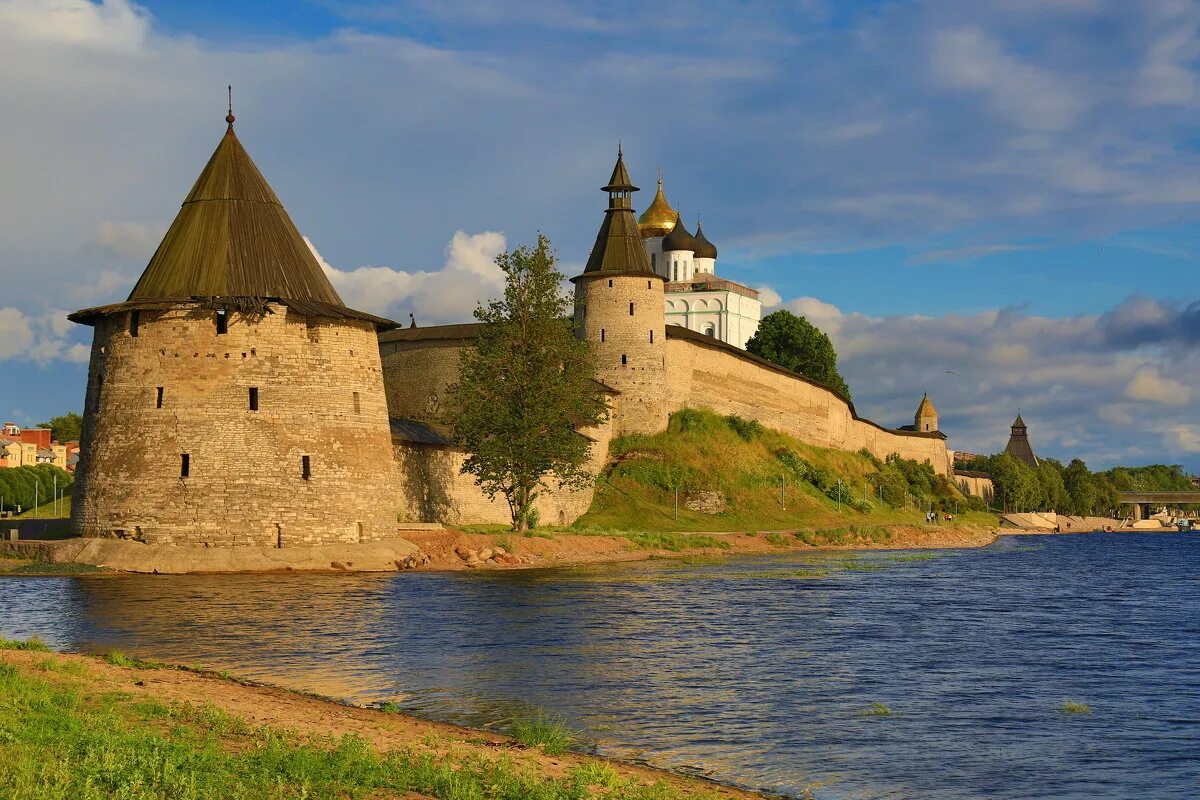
xmin=1 ymin=0 xmax=1199 ymax=470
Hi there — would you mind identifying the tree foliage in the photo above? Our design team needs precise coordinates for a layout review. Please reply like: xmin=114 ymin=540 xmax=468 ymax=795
xmin=36 ymin=412 xmax=82 ymax=443
xmin=0 ymin=464 xmax=72 ymax=513
xmin=446 ymin=234 xmax=606 ymax=531
xmin=745 ymin=310 xmax=851 ymax=399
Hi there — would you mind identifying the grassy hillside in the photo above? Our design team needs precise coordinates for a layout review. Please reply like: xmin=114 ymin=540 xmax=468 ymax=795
xmin=574 ymin=408 xmax=994 ymax=533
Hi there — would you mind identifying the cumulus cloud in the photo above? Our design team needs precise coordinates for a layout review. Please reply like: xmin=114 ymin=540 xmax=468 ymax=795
xmin=308 ymin=231 xmax=506 ymax=325
xmin=91 ymin=221 xmax=163 ymax=260
xmin=0 ymin=307 xmax=90 ymax=365
xmin=772 ymin=293 xmax=1200 ymax=468
xmin=0 ymin=0 xmax=150 ymax=52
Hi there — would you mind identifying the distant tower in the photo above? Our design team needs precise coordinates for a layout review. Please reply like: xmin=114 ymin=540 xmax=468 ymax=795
xmin=572 ymin=149 xmax=668 ymax=436
xmin=1004 ymin=414 xmax=1039 ymax=467
xmin=914 ymin=393 xmax=938 ymax=433
xmin=68 ymin=107 xmax=399 ymax=547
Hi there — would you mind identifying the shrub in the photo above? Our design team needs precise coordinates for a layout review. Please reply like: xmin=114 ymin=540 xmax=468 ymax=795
xmin=726 ymin=415 xmax=763 ymax=441
xmin=0 ymin=636 xmax=50 ymax=652
xmin=765 ymin=533 xmax=791 ymax=547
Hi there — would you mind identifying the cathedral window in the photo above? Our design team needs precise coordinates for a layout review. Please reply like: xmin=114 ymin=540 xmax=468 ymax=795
xmin=156 ymin=387 xmax=163 ymax=409
xmin=651 ymin=253 xmax=656 ymax=270
xmin=130 ymin=311 xmax=140 ymax=337
xmin=249 ymin=387 xmax=259 ymax=411
xmin=216 ymin=310 xmax=228 ymax=335
xmin=302 ymin=455 xmax=311 ymax=480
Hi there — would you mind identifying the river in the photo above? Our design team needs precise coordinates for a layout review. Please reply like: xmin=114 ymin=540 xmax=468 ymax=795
xmin=2 ymin=533 xmax=1197 ymax=799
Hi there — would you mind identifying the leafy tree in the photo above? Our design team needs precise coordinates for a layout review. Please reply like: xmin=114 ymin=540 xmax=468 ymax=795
xmin=1036 ymin=460 xmax=1070 ymax=512
xmin=36 ymin=412 xmax=82 ymax=443
xmin=1063 ymin=459 xmax=1097 ymax=516
xmin=989 ymin=453 xmax=1039 ymax=511
xmin=746 ymin=310 xmax=851 ymax=398
xmin=446 ymin=234 xmax=606 ymax=531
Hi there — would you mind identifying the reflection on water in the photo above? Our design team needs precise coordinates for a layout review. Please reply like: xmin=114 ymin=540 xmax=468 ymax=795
xmin=3 ymin=534 xmax=1199 ymax=799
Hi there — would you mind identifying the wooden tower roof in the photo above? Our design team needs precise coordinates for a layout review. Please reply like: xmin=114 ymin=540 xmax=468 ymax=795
xmin=128 ymin=120 xmax=343 ymax=305
xmin=578 ymin=149 xmax=658 ymax=278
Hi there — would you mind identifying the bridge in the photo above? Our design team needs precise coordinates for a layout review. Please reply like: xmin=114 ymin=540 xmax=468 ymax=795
xmin=1119 ymin=491 xmax=1200 ymax=521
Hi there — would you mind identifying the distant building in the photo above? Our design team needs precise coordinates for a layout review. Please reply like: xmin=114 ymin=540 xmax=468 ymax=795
xmin=0 ymin=423 xmax=70 ymax=470
xmin=1003 ymin=414 xmax=1039 ymax=468
xmin=636 ymin=177 xmax=762 ymax=349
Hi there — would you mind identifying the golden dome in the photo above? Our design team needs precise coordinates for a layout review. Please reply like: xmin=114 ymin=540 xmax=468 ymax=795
xmin=637 ymin=177 xmax=677 ymax=238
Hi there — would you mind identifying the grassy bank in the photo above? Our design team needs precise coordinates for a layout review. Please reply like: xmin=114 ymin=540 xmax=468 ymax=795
xmin=574 ymin=409 xmax=995 ymax=534
xmin=0 ymin=642 xmax=761 ymax=800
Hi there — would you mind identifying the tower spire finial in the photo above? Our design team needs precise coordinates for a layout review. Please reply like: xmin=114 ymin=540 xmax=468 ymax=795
xmin=226 ymin=85 xmax=235 ymax=129
xmin=657 ymin=165 xmax=663 ymax=184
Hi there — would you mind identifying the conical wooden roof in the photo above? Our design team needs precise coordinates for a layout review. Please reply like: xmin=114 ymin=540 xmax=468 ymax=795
xmin=580 ymin=151 xmax=657 ymax=277
xmin=916 ymin=393 xmax=937 ymax=418
xmin=127 ymin=123 xmax=344 ymax=306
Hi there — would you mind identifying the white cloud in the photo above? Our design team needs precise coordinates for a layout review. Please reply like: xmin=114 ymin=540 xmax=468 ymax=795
xmin=771 ymin=293 xmax=1200 ymax=469
xmin=0 ymin=307 xmax=90 ymax=365
xmin=756 ymin=286 xmax=782 ymax=309
xmin=309 ymin=231 xmax=506 ymax=325
xmin=91 ymin=221 xmax=162 ymax=260
xmin=0 ymin=0 xmax=150 ymax=52
xmin=1125 ymin=366 xmax=1191 ymax=406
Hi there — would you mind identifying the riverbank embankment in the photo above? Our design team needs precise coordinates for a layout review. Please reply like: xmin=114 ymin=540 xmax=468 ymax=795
xmin=0 ymin=644 xmax=768 ymax=800
xmin=0 ymin=523 xmax=999 ymax=576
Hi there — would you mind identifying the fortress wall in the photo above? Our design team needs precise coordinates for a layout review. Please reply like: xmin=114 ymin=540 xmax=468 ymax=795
xmin=381 ymin=335 xmax=612 ymax=526
xmin=954 ymin=473 xmax=995 ymax=502
xmin=394 ymin=417 xmax=611 ymax=527
xmin=378 ymin=338 xmax=466 ymax=423
xmin=663 ymin=336 xmax=951 ymax=474
xmin=72 ymin=304 xmax=399 ymax=547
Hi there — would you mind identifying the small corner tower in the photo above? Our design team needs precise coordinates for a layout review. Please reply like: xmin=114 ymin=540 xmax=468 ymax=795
xmin=915 ymin=393 xmax=938 ymax=433
xmin=68 ymin=101 xmax=400 ymax=548
xmin=1004 ymin=414 xmax=1039 ymax=467
xmin=572 ymin=148 xmax=668 ymax=436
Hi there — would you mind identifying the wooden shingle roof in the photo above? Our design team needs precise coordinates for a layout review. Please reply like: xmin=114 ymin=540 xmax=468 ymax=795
xmin=128 ymin=123 xmax=343 ymax=305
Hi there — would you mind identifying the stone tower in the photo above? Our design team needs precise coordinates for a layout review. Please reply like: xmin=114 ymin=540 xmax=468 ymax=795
xmin=68 ymin=109 xmax=400 ymax=548
xmin=914 ymin=393 xmax=938 ymax=433
xmin=572 ymin=149 xmax=668 ymax=436
xmin=1003 ymin=414 xmax=1039 ymax=468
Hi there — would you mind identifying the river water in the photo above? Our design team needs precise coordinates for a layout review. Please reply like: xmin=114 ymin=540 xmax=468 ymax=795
xmin=2 ymin=533 xmax=1197 ymax=799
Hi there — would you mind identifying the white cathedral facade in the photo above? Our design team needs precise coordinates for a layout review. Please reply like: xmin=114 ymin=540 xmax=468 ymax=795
xmin=636 ymin=176 xmax=763 ymax=349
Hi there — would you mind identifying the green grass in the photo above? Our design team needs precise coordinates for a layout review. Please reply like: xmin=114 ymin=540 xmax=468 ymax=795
xmin=765 ymin=532 xmax=791 ymax=547
xmin=861 ymin=702 xmax=893 ymax=717
xmin=0 ymin=561 xmax=104 ymax=575
xmin=576 ymin=408 xmax=996 ymax=534
xmin=1060 ymin=700 xmax=1092 ymax=714
xmin=510 ymin=711 xmax=576 ymax=755
xmin=0 ymin=660 xmax=718 ymax=800
xmin=0 ymin=636 xmax=50 ymax=652
xmin=377 ymin=700 xmax=402 ymax=713
xmin=102 ymin=651 xmax=163 ymax=670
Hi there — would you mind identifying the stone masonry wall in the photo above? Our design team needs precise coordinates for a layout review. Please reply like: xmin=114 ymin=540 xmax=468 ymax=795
xmin=573 ymin=274 xmax=668 ymax=436
xmin=379 ymin=334 xmax=612 ymax=526
xmin=663 ymin=336 xmax=953 ymax=474
xmin=72 ymin=303 xmax=399 ymax=546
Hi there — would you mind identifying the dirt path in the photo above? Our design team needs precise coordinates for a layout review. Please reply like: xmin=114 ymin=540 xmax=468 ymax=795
xmin=0 ymin=648 xmax=772 ymax=799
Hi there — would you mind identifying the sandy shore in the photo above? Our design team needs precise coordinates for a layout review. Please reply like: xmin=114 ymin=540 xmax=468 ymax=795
xmin=0 ymin=523 xmax=1000 ymax=576
xmin=0 ymin=647 xmax=772 ymax=799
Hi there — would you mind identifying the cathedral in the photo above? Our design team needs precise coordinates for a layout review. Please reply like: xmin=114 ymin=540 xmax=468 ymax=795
xmin=635 ymin=174 xmax=763 ymax=349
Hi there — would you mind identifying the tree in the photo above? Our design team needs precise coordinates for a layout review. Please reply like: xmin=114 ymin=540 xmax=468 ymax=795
xmin=446 ymin=234 xmax=606 ymax=531
xmin=37 ymin=412 xmax=82 ymax=443
xmin=1036 ymin=460 xmax=1069 ymax=512
xmin=989 ymin=453 xmax=1039 ymax=511
xmin=746 ymin=310 xmax=851 ymax=398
